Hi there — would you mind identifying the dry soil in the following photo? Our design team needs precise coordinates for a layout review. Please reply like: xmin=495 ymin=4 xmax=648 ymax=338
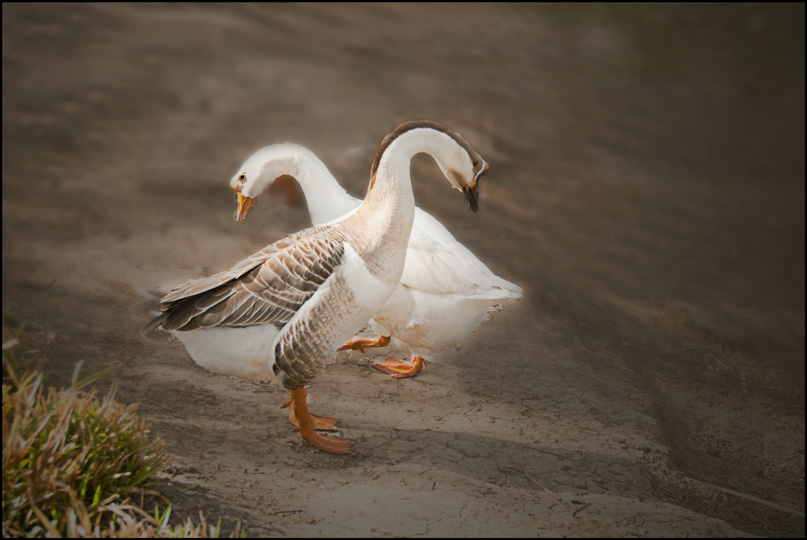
xmin=2 ymin=3 xmax=804 ymax=537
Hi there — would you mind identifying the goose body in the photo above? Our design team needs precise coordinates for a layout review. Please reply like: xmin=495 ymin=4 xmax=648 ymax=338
xmin=145 ymin=227 xmax=385 ymax=385
xmin=230 ymin=143 xmax=522 ymax=375
xmin=145 ymin=121 xmax=487 ymax=453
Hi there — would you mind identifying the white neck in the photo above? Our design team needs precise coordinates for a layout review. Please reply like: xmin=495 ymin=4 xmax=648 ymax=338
xmin=339 ymin=127 xmax=467 ymax=259
xmin=362 ymin=127 xmax=464 ymax=212
xmin=329 ymin=126 xmax=471 ymax=283
xmin=245 ymin=144 xmax=359 ymax=225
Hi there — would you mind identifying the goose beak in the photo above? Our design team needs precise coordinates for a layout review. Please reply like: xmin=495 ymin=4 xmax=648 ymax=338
xmin=463 ymin=183 xmax=479 ymax=213
xmin=463 ymin=161 xmax=487 ymax=213
xmin=234 ymin=191 xmax=256 ymax=222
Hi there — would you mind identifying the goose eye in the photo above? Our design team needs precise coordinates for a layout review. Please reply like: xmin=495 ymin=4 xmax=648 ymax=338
xmin=239 ymin=174 xmax=246 ymax=182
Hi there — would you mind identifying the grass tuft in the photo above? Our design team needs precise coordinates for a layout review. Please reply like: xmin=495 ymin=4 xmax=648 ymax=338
xmin=2 ymin=357 xmax=163 ymax=537
xmin=2 ymin=318 xmax=245 ymax=537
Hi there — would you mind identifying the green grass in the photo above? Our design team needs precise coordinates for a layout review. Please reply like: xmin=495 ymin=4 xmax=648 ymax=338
xmin=2 ymin=319 xmax=245 ymax=537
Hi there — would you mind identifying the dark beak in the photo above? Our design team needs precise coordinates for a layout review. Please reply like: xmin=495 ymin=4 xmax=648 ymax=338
xmin=463 ymin=183 xmax=479 ymax=213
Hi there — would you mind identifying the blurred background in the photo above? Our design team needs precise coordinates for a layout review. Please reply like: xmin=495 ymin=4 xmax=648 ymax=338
xmin=3 ymin=3 xmax=804 ymax=536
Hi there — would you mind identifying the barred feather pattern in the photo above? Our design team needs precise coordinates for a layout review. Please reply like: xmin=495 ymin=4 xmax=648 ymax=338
xmin=272 ymin=272 xmax=359 ymax=389
xmin=146 ymin=226 xmax=346 ymax=334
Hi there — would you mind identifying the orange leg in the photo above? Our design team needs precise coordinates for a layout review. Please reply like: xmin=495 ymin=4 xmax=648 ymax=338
xmin=372 ymin=356 xmax=426 ymax=378
xmin=281 ymin=396 xmax=340 ymax=431
xmin=287 ymin=388 xmax=352 ymax=455
xmin=337 ymin=335 xmax=391 ymax=353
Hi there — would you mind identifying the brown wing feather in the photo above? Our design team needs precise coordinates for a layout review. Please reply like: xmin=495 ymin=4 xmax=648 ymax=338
xmin=145 ymin=227 xmax=346 ymax=333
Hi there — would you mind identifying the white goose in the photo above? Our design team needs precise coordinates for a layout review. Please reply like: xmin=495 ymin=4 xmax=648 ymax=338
xmin=230 ymin=142 xmax=522 ymax=378
xmin=145 ymin=121 xmax=487 ymax=454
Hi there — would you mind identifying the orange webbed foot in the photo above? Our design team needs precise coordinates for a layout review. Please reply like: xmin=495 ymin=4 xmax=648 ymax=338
xmin=287 ymin=388 xmax=353 ymax=455
xmin=298 ymin=430 xmax=353 ymax=454
xmin=281 ymin=397 xmax=340 ymax=431
xmin=372 ymin=356 xmax=426 ymax=378
xmin=337 ymin=335 xmax=391 ymax=353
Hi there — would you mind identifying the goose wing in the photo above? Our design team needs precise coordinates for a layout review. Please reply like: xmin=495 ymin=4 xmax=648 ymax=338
xmin=401 ymin=209 xmax=522 ymax=299
xmin=144 ymin=227 xmax=346 ymax=333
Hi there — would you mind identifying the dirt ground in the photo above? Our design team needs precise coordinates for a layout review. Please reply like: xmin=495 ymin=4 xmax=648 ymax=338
xmin=2 ymin=3 xmax=804 ymax=537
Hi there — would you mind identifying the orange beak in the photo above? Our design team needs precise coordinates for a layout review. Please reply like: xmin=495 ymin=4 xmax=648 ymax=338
xmin=233 ymin=190 xmax=256 ymax=222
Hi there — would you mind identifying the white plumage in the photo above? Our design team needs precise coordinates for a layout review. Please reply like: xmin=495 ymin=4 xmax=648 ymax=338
xmin=230 ymin=142 xmax=522 ymax=376
xmin=146 ymin=121 xmax=492 ymax=453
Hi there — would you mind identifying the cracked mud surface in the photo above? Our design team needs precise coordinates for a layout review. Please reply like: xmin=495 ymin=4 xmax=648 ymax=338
xmin=3 ymin=4 xmax=804 ymax=537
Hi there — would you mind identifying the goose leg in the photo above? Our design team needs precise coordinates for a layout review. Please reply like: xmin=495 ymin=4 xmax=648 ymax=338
xmin=281 ymin=396 xmax=340 ymax=431
xmin=337 ymin=335 xmax=391 ymax=353
xmin=372 ymin=355 xmax=426 ymax=378
xmin=288 ymin=388 xmax=353 ymax=455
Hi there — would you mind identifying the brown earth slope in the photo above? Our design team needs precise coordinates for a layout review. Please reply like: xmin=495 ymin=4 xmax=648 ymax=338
xmin=2 ymin=3 xmax=803 ymax=537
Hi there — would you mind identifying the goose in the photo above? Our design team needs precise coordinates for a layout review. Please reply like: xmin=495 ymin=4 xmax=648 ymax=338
xmin=230 ymin=143 xmax=522 ymax=378
xmin=144 ymin=121 xmax=487 ymax=454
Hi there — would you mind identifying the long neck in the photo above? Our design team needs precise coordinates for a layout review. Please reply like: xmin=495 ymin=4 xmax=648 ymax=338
xmin=360 ymin=127 xmax=462 ymax=217
xmin=340 ymin=128 xmax=460 ymax=277
xmin=254 ymin=144 xmax=359 ymax=225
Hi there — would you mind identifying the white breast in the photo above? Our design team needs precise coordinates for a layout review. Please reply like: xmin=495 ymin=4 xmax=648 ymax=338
xmin=169 ymin=324 xmax=279 ymax=382
xmin=342 ymin=242 xmax=398 ymax=311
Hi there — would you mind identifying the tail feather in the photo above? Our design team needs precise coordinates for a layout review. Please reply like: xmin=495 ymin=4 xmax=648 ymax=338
xmin=137 ymin=289 xmax=169 ymax=336
xmin=141 ymin=312 xmax=168 ymax=336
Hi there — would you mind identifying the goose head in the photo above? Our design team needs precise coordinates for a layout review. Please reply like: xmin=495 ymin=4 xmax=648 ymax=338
xmin=370 ymin=120 xmax=488 ymax=212
xmin=229 ymin=144 xmax=315 ymax=222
